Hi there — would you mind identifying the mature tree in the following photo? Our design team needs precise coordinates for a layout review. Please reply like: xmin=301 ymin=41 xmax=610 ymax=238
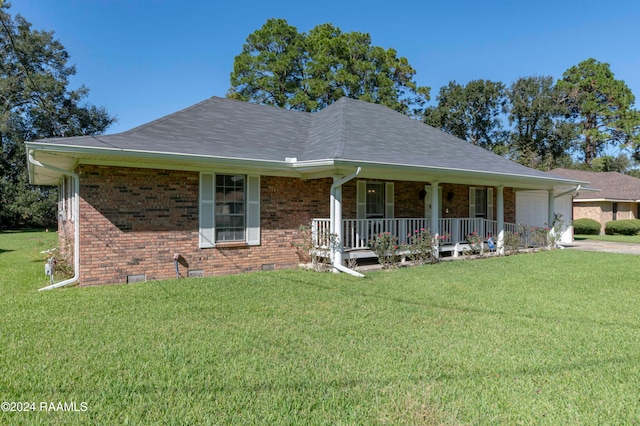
xmin=423 ymin=79 xmax=507 ymax=152
xmin=227 ymin=19 xmax=306 ymax=110
xmin=0 ymin=2 xmax=114 ymax=228
xmin=591 ymin=154 xmax=630 ymax=173
xmin=506 ymin=76 xmax=575 ymax=169
xmin=556 ymin=58 xmax=640 ymax=167
xmin=228 ymin=19 xmax=430 ymax=117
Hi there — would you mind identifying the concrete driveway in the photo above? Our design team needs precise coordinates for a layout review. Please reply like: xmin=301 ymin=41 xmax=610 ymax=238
xmin=561 ymin=239 xmax=640 ymax=255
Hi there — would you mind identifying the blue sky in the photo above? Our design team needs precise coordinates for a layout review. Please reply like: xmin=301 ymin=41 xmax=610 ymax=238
xmin=11 ymin=0 xmax=640 ymax=133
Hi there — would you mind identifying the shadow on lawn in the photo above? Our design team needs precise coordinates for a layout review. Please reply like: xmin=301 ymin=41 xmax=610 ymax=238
xmin=0 ymin=248 xmax=15 ymax=255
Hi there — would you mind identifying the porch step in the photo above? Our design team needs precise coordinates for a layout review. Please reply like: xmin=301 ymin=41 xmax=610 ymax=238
xmin=343 ymin=249 xmax=379 ymax=260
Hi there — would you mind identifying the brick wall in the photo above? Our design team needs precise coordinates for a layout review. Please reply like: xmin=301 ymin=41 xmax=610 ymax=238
xmin=57 ymin=211 xmax=75 ymax=268
xmin=574 ymin=201 xmax=637 ymax=234
xmin=74 ymin=165 xmax=332 ymax=285
xmin=68 ymin=165 xmax=520 ymax=285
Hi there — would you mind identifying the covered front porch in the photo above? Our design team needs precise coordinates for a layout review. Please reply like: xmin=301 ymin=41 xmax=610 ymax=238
xmin=312 ymin=217 xmax=519 ymax=258
xmin=323 ymin=174 xmax=565 ymax=269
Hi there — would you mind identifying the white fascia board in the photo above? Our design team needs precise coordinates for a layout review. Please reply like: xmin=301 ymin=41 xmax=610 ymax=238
xmin=575 ymin=198 xmax=638 ymax=203
xmin=331 ymin=159 xmax=587 ymax=188
xmin=25 ymin=142 xmax=589 ymax=189
xmin=26 ymin=142 xmax=305 ymax=176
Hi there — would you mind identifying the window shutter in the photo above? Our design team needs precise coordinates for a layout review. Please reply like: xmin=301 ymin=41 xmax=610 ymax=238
xmin=469 ymin=187 xmax=476 ymax=218
xmin=59 ymin=177 xmax=66 ymax=221
xmin=357 ymin=180 xmax=366 ymax=219
xmin=246 ymin=175 xmax=260 ymax=245
xmin=385 ymin=182 xmax=394 ymax=218
xmin=199 ymin=173 xmax=215 ymax=248
xmin=69 ymin=176 xmax=77 ymax=222
xmin=487 ymin=188 xmax=494 ymax=221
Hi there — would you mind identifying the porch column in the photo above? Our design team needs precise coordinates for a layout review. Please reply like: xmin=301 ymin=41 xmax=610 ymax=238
xmin=548 ymin=188 xmax=556 ymax=247
xmin=496 ymin=185 xmax=504 ymax=255
xmin=430 ymin=181 xmax=440 ymax=259
xmin=548 ymin=189 xmax=555 ymax=226
xmin=333 ymin=176 xmax=344 ymax=267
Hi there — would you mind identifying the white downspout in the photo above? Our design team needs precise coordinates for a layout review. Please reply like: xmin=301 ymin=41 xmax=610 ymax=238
xmin=554 ymin=185 xmax=581 ymax=199
xmin=28 ymin=152 xmax=80 ymax=290
xmin=330 ymin=167 xmax=363 ymax=278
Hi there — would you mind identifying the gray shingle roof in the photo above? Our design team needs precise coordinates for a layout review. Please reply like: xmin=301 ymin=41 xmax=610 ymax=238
xmin=550 ymin=168 xmax=640 ymax=200
xmin=33 ymin=96 xmax=580 ymax=184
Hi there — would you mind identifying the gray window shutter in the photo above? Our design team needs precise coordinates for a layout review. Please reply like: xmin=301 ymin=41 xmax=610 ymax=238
xmin=385 ymin=182 xmax=394 ymax=218
xmin=199 ymin=173 xmax=215 ymax=248
xmin=246 ymin=175 xmax=260 ymax=245
xmin=487 ymin=188 xmax=494 ymax=221
xmin=469 ymin=187 xmax=476 ymax=218
xmin=357 ymin=180 xmax=366 ymax=219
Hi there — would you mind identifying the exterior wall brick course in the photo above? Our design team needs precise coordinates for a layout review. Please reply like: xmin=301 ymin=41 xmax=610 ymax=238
xmin=574 ymin=201 xmax=637 ymax=234
xmin=67 ymin=165 xmax=519 ymax=286
xmin=74 ymin=166 xmax=332 ymax=285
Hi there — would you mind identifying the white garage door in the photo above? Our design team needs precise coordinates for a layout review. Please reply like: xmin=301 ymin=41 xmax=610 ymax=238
xmin=516 ymin=190 xmax=574 ymax=243
xmin=516 ymin=190 xmax=548 ymax=227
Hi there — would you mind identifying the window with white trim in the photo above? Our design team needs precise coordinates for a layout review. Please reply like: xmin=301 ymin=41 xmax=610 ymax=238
xmin=357 ymin=180 xmax=394 ymax=219
xmin=469 ymin=187 xmax=493 ymax=220
xmin=58 ymin=176 xmax=76 ymax=222
xmin=216 ymin=174 xmax=246 ymax=241
xmin=199 ymin=173 xmax=260 ymax=247
xmin=366 ymin=182 xmax=384 ymax=218
xmin=474 ymin=188 xmax=487 ymax=218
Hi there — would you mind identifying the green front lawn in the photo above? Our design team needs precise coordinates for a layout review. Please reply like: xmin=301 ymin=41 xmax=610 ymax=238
xmin=575 ymin=233 xmax=640 ymax=243
xmin=2 ymin=231 xmax=640 ymax=424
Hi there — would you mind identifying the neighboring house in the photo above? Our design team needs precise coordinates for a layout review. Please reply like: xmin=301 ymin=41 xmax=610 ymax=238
xmin=27 ymin=96 xmax=585 ymax=287
xmin=551 ymin=168 xmax=640 ymax=234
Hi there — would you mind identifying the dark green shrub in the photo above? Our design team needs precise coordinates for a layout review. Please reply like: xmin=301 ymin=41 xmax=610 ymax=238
xmin=605 ymin=219 xmax=640 ymax=235
xmin=573 ymin=218 xmax=601 ymax=235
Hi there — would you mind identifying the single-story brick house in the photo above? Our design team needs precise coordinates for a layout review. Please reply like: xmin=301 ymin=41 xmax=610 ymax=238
xmin=27 ymin=96 xmax=585 ymax=288
xmin=551 ymin=168 xmax=640 ymax=234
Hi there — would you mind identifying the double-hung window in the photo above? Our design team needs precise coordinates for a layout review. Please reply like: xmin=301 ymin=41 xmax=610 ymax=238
xmin=199 ymin=173 xmax=260 ymax=247
xmin=357 ymin=180 xmax=394 ymax=219
xmin=469 ymin=187 xmax=493 ymax=220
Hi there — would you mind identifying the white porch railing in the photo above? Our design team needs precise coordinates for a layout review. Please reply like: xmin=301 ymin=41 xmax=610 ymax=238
xmin=312 ymin=217 xmax=517 ymax=250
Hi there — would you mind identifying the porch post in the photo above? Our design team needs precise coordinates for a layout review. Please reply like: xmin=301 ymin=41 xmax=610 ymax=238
xmin=430 ymin=181 xmax=440 ymax=259
xmin=548 ymin=189 xmax=555 ymax=226
xmin=333 ymin=176 xmax=344 ymax=267
xmin=496 ymin=185 xmax=504 ymax=255
xmin=548 ymin=188 xmax=556 ymax=247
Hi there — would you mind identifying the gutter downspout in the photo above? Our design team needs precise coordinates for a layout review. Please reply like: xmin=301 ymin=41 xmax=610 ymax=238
xmin=330 ymin=167 xmax=364 ymax=278
xmin=28 ymin=151 xmax=80 ymax=291
xmin=555 ymin=185 xmax=581 ymax=199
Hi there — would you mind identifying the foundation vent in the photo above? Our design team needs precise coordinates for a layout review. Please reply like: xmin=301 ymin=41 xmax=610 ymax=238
xmin=126 ymin=274 xmax=146 ymax=283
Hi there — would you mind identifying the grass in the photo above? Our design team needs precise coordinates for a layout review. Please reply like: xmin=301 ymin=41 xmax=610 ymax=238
xmin=2 ymin=230 xmax=640 ymax=424
xmin=575 ymin=233 xmax=640 ymax=244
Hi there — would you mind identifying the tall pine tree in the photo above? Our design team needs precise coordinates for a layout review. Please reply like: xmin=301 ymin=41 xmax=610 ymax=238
xmin=0 ymin=2 xmax=114 ymax=228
